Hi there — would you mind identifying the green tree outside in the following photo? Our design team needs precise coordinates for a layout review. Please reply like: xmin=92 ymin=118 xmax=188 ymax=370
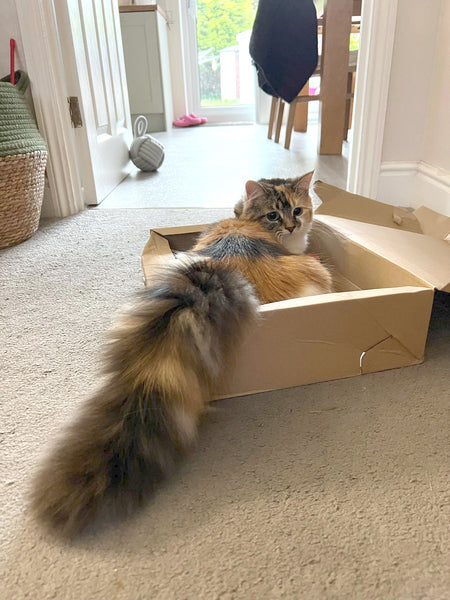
xmin=196 ymin=0 xmax=257 ymax=53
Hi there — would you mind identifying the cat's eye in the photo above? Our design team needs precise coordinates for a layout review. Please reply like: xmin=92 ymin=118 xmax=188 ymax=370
xmin=266 ymin=211 xmax=279 ymax=221
xmin=293 ymin=207 xmax=303 ymax=216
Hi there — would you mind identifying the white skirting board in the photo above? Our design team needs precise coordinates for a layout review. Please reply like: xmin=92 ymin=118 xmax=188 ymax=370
xmin=377 ymin=162 xmax=450 ymax=216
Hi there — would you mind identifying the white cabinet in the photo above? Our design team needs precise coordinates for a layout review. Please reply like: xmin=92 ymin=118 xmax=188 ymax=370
xmin=120 ymin=7 xmax=173 ymax=132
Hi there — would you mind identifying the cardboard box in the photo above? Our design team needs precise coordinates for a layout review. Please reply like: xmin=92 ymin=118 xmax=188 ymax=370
xmin=141 ymin=182 xmax=450 ymax=398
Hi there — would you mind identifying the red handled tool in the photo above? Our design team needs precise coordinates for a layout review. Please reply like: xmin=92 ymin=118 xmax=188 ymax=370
xmin=10 ymin=38 xmax=16 ymax=84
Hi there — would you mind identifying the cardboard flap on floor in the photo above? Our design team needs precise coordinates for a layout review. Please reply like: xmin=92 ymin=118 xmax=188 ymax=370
xmin=314 ymin=215 xmax=450 ymax=292
xmin=413 ymin=206 xmax=450 ymax=241
xmin=315 ymin=180 xmax=450 ymax=242
xmin=314 ymin=181 xmax=423 ymax=232
xmin=314 ymin=182 xmax=450 ymax=292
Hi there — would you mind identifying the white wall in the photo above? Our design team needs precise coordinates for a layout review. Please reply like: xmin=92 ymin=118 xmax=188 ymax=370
xmin=423 ymin=0 xmax=450 ymax=173
xmin=378 ymin=0 xmax=450 ymax=214
xmin=0 ymin=0 xmax=26 ymax=77
xmin=1 ymin=1 xmax=55 ymax=213
xmin=381 ymin=0 xmax=440 ymax=163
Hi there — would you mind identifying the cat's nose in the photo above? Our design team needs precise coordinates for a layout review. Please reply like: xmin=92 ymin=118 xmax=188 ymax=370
xmin=286 ymin=226 xmax=295 ymax=233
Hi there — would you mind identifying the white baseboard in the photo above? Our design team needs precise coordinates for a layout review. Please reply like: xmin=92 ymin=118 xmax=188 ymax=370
xmin=378 ymin=161 xmax=450 ymax=216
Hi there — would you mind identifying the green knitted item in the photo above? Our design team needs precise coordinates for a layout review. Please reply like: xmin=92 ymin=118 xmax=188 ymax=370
xmin=0 ymin=70 xmax=47 ymax=157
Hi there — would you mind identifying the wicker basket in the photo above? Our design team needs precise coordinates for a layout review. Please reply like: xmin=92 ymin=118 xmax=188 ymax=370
xmin=0 ymin=71 xmax=48 ymax=249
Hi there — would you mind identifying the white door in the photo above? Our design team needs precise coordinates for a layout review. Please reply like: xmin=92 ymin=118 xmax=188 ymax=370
xmin=54 ymin=0 xmax=133 ymax=205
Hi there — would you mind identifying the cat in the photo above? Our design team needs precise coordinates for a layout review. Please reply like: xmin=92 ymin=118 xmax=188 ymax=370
xmin=234 ymin=173 xmax=315 ymax=254
xmin=31 ymin=172 xmax=332 ymax=537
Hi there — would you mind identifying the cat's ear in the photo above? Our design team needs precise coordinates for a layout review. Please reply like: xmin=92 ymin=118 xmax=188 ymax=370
xmin=235 ymin=180 xmax=264 ymax=218
xmin=295 ymin=171 xmax=314 ymax=193
xmin=245 ymin=180 xmax=265 ymax=204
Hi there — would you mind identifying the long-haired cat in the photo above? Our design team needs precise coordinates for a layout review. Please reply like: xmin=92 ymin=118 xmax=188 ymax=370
xmin=234 ymin=174 xmax=314 ymax=254
xmin=31 ymin=172 xmax=332 ymax=537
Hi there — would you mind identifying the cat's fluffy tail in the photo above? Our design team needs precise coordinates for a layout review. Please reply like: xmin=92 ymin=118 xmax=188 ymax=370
xmin=31 ymin=257 xmax=258 ymax=537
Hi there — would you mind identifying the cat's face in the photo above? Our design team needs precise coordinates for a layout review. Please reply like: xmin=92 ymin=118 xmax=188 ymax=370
xmin=234 ymin=172 xmax=314 ymax=244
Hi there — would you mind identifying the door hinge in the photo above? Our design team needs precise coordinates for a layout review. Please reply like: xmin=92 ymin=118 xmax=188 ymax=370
xmin=67 ymin=96 xmax=83 ymax=128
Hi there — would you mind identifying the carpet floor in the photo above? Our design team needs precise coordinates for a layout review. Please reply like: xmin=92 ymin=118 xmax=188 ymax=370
xmin=1 ymin=208 xmax=449 ymax=599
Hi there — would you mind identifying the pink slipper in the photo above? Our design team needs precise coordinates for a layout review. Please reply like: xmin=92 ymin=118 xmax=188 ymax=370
xmin=190 ymin=113 xmax=208 ymax=124
xmin=173 ymin=114 xmax=202 ymax=127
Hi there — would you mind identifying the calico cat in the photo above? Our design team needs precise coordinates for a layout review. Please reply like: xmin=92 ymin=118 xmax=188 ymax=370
xmin=31 ymin=172 xmax=332 ymax=537
xmin=234 ymin=174 xmax=315 ymax=254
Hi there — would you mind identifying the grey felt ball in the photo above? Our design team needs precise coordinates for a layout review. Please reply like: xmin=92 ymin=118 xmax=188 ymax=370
xmin=129 ymin=116 xmax=165 ymax=172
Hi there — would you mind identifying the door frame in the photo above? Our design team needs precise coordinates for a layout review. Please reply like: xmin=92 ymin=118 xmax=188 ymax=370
xmin=15 ymin=0 xmax=84 ymax=217
xmin=16 ymin=0 xmax=398 ymax=216
xmin=346 ymin=0 xmax=399 ymax=198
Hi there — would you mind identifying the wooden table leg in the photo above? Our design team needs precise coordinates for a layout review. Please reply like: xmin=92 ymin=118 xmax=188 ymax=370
xmin=349 ymin=71 xmax=356 ymax=130
xmin=343 ymin=71 xmax=353 ymax=141
xmin=268 ymin=96 xmax=278 ymax=139
xmin=318 ymin=0 xmax=353 ymax=155
xmin=285 ymin=100 xmax=297 ymax=149
xmin=274 ymin=99 xmax=285 ymax=143
xmin=293 ymin=82 xmax=309 ymax=133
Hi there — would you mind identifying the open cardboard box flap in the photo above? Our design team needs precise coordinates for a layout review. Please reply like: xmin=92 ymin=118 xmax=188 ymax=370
xmin=314 ymin=181 xmax=450 ymax=241
xmin=314 ymin=181 xmax=450 ymax=292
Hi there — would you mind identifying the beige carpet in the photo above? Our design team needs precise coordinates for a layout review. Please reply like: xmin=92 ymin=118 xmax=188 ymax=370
xmin=1 ymin=208 xmax=449 ymax=600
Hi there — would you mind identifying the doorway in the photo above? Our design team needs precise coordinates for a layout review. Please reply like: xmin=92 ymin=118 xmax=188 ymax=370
xmin=184 ymin=0 xmax=258 ymax=123
xmin=14 ymin=0 xmax=398 ymax=217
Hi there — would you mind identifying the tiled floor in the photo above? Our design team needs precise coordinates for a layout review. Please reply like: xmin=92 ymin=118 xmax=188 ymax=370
xmin=97 ymin=123 xmax=349 ymax=210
